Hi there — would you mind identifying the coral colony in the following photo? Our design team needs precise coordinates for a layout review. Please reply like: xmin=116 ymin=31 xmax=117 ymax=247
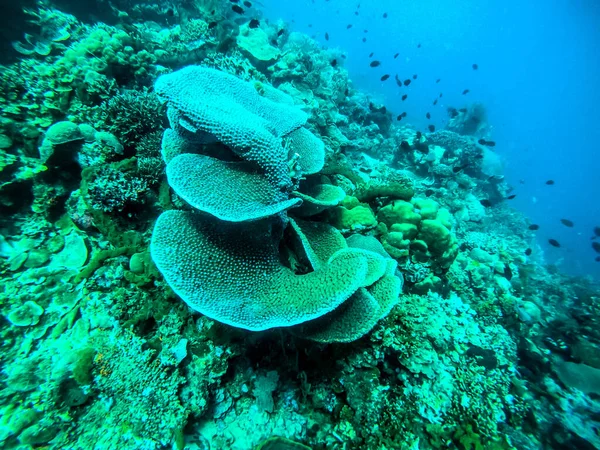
xmin=0 ymin=2 xmax=599 ymax=449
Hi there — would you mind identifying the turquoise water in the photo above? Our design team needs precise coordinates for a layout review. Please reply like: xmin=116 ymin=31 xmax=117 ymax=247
xmin=0 ymin=1 xmax=599 ymax=449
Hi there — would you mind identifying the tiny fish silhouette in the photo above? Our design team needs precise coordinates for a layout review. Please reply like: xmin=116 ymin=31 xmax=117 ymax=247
xmin=548 ymin=239 xmax=561 ymax=248
xmin=560 ymin=219 xmax=574 ymax=227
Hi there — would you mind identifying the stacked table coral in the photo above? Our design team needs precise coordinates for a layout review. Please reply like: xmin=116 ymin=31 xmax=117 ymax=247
xmin=151 ymin=66 xmax=403 ymax=342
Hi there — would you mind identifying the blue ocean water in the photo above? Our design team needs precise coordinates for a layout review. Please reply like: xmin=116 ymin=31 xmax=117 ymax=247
xmin=262 ymin=0 xmax=600 ymax=280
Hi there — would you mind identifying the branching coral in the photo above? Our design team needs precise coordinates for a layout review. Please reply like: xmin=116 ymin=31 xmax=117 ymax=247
xmin=96 ymin=88 xmax=165 ymax=148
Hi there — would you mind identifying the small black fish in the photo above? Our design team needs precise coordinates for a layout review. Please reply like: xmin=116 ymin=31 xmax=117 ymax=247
xmin=401 ymin=94 xmax=408 ymax=101
xmin=417 ymin=43 xmax=421 ymax=48
xmin=277 ymin=29 xmax=285 ymax=36
xmin=401 ymin=112 xmax=407 ymax=117
xmin=400 ymin=141 xmax=411 ymax=150
xmin=413 ymin=74 xmax=418 ymax=79
xmin=594 ymin=226 xmax=600 ymax=237
xmin=436 ymin=78 xmax=441 ymax=83
xmin=364 ymin=29 xmax=368 ymax=33
xmin=231 ymin=5 xmax=244 ymax=14
xmin=433 ymin=99 xmax=438 ymax=105
xmin=208 ymin=21 xmax=218 ymax=29
xmin=439 ymin=93 xmax=443 ymax=98
xmin=396 ymin=115 xmax=403 ymax=121
xmin=528 ymin=224 xmax=540 ymax=231
xmin=270 ymin=39 xmax=278 ymax=45
xmin=462 ymin=89 xmax=470 ymax=95
xmin=243 ymin=0 xmax=252 ymax=6
xmin=448 ymin=108 xmax=459 ymax=118
xmin=425 ymin=188 xmax=434 ymax=197
xmin=403 ymin=79 xmax=411 ymax=86
xmin=480 ymin=199 xmax=492 ymax=207
xmin=560 ymin=219 xmax=574 ymax=227
xmin=472 ymin=63 xmax=478 ymax=70
xmin=355 ymin=11 xmax=359 ymax=15
xmin=549 ymin=239 xmax=561 ymax=248
xmin=475 ymin=154 xmax=484 ymax=159
xmin=249 ymin=18 xmax=260 ymax=28
xmin=478 ymin=138 xmax=486 ymax=145
xmin=416 ymin=131 xmax=422 ymax=140
xmin=381 ymin=74 xmax=390 ymax=81
xmin=506 ymin=194 xmax=516 ymax=200
xmin=383 ymin=12 xmax=388 ymax=18
xmin=325 ymin=32 xmax=329 ymax=40
xmin=347 ymin=24 xmax=353 ymax=29
xmin=428 ymin=125 xmax=435 ymax=132
xmin=546 ymin=180 xmax=555 ymax=185
xmin=166 ymin=8 xmax=174 ymax=16
xmin=592 ymin=241 xmax=600 ymax=254
xmin=486 ymin=141 xmax=496 ymax=147
xmin=330 ymin=59 xmax=337 ymax=67
xmin=426 ymin=112 xmax=431 ymax=119
xmin=395 ymin=74 xmax=402 ymax=87
xmin=362 ymin=37 xmax=367 ymax=42
xmin=344 ymin=87 xmax=349 ymax=96
xmin=525 ymin=248 xmax=532 ymax=256
xmin=596 ymin=256 xmax=600 ymax=262
xmin=370 ymin=60 xmax=380 ymax=67
xmin=369 ymin=52 xmax=374 ymax=57
xmin=394 ymin=52 xmax=399 ymax=59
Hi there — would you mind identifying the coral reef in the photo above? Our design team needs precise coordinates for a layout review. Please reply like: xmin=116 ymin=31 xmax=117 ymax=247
xmin=0 ymin=2 xmax=598 ymax=450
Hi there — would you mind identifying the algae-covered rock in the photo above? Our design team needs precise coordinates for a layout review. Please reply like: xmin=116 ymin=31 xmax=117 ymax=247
xmin=8 ymin=253 xmax=28 ymax=271
xmin=18 ymin=418 xmax=58 ymax=446
xmin=237 ymin=23 xmax=280 ymax=63
xmin=50 ymin=232 xmax=88 ymax=269
xmin=129 ymin=252 xmax=146 ymax=274
xmin=328 ymin=204 xmax=377 ymax=232
xmin=24 ymin=249 xmax=51 ymax=269
xmin=412 ymin=274 xmax=443 ymax=294
xmin=46 ymin=234 xmax=65 ymax=253
xmin=0 ymin=134 xmax=13 ymax=149
xmin=256 ymin=437 xmax=311 ymax=450
xmin=355 ymin=170 xmax=414 ymax=202
xmin=39 ymin=121 xmax=84 ymax=162
xmin=7 ymin=301 xmax=44 ymax=327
